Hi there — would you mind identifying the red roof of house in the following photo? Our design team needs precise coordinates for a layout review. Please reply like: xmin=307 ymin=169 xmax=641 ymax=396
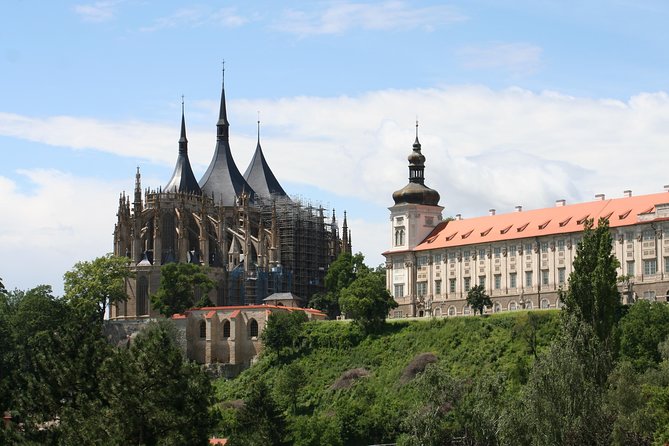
xmin=407 ymin=191 xmax=669 ymax=252
xmin=173 ymin=304 xmax=326 ymax=319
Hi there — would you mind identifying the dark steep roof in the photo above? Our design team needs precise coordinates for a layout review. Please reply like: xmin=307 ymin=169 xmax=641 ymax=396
xmin=243 ymin=133 xmax=288 ymax=199
xmin=165 ymin=105 xmax=202 ymax=195
xmin=199 ymin=73 xmax=255 ymax=206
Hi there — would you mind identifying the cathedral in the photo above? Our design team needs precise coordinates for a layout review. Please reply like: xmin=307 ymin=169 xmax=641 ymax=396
xmin=110 ymin=71 xmax=350 ymax=320
xmin=385 ymin=125 xmax=669 ymax=317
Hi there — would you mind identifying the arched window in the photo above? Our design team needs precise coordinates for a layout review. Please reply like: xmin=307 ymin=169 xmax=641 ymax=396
xmin=541 ymin=298 xmax=550 ymax=309
xmin=525 ymin=301 xmax=533 ymax=310
xmin=249 ymin=319 xmax=259 ymax=338
xmin=434 ymin=307 xmax=442 ymax=317
xmin=463 ymin=305 xmax=471 ymax=315
xmin=395 ymin=228 xmax=405 ymax=246
xmin=557 ymin=298 xmax=564 ymax=309
xmin=222 ymin=320 xmax=231 ymax=338
xmin=199 ymin=320 xmax=207 ymax=339
xmin=494 ymin=303 xmax=501 ymax=313
xmin=136 ymin=276 xmax=148 ymax=316
xmin=509 ymin=301 xmax=517 ymax=311
xmin=448 ymin=306 xmax=456 ymax=316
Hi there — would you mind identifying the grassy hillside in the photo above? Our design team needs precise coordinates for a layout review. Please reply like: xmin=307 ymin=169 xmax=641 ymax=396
xmin=214 ymin=311 xmax=560 ymax=445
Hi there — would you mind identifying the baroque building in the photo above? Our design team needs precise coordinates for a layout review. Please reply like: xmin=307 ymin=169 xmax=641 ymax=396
xmin=110 ymin=72 xmax=351 ymax=320
xmin=384 ymin=126 xmax=669 ymax=318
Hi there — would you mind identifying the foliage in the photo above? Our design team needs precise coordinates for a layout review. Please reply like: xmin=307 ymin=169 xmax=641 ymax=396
xmin=310 ymin=252 xmax=369 ymax=318
xmin=513 ymin=312 xmax=541 ymax=359
xmin=151 ymin=262 xmax=215 ymax=317
xmin=466 ymin=284 xmax=492 ymax=315
xmin=561 ymin=218 xmax=620 ymax=343
xmin=618 ymin=300 xmax=669 ymax=371
xmin=274 ymin=362 xmax=307 ymax=414
xmin=95 ymin=320 xmax=216 ymax=445
xmin=261 ymin=310 xmax=308 ymax=361
xmin=309 ymin=291 xmax=340 ymax=320
xmin=339 ymin=269 xmax=397 ymax=333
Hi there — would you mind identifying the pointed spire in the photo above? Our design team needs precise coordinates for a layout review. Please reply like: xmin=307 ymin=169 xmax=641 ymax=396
xmin=414 ymin=119 xmax=421 ymax=148
xmin=342 ymin=211 xmax=349 ymax=253
xmin=179 ymin=95 xmax=188 ymax=154
xmin=216 ymin=60 xmax=230 ymax=141
xmin=243 ymin=114 xmax=288 ymax=199
xmin=133 ymin=166 xmax=142 ymax=214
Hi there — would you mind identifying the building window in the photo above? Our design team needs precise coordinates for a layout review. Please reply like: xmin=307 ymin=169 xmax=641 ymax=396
xmin=509 ymin=273 xmax=517 ymax=288
xmin=493 ymin=303 xmax=501 ymax=313
xmin=665 ymin=257 xmax=669 ymax=274
xmin=434 ymin=307 xmax=442 ymax=317
xmin=542 ymin=270 xmax=549 ymax=286
xmin=509 ymin=245 xmax=517 ymax=257
xmin=448 ymin=306 xmax=456 ymax=316
xmin=417 ymin=282 xmax=427 ymax=296
xmin=558 ymin=268 xmax=566 ymax=285
xmin=464 ymin=277 xmax=471 ymax=292
xmin=525 ymin=271 xmax=533 ymax=287
xmin=509 ymin=301 xmax=517 ymax=311
xmin=525 ymin=301 xmax=533 ymax=309
xmin=479 ymin=276 xmax=486 ymax=288
xmin=524 ymin=243 xmax=533 ymax=255
xmin=478 ymin=249 xmax=486 ymax=259
xmin=394 ymin=284 xmax=404 ymax=298
xmin=625 ymin=231 xmax=634 ymax=242
xmin=541 ymin=298 xmax=550 ymax=309
xmin=393 ymin=310 xmax=403 ymax=318
xmin=541 ymin=242 xmax=548 ymax=253
xmin=222 ymin=320 xmax=231 ymax=338
xmin=643 ymin=291 xmax=657 ymax=301
xmin=557 ymin=239 xmax=565 ymax=251
xmin=494 ymin=274 xmax=501 ymax=290
xmin=433 ymin=253 xmax=442 ymax=264
xmin=199 ymin=320 xmax=206 ymax=339
xmin=463 ymin=250 xmax=471 ymax=261
xmin=494 ymin=247 xmax=501 ymax=258
xmin=463 ymin=305 xmax=471 ymax=315
xmin=643 ymin=230 xmax=654 ymax=241
xmin=448 ymin=252 xmax=456 ymax=263
xmin=435 ymin=280 xmax=442 ymax=295
xmin=249 ymin=319 xmax=259 ymax=338
xmin=449 ymin=278 xmax=456 ymax=293
xmin=394 ymin=228 xmax=405 ymax=246
xmin=627 ymin=261 xmax=635 ymax=276
xmin=644 ymin=259 xmax=657 ymax=275
xmin=417 ymin=256 xmax=428 ymax=268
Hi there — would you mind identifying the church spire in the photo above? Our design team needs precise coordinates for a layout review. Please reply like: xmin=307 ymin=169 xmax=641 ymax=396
xmin=165 ymin=98 xmax=202 ymax=195
xmin=216 ymin=61 xmax=230 ymax=141
xmin=133 ymin=166 xmax=142 ymax=214
xmin=243 ymin=116 xmax=288 ymax=199
xmin=179 ymin=96 xmax=188 ymax=155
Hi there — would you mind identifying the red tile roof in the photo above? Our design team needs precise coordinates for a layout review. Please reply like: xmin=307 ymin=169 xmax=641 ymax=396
xmin=410 ymin=192 xmax=669 ymax=251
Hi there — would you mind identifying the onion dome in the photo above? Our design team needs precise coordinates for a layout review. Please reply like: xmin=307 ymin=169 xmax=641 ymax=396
xmin=392 ymin=124 xmax=440 ymax=206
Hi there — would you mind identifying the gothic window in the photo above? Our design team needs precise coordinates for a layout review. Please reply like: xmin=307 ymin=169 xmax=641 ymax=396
xmin=137 ymin=276 xmax=148 ymax=316
xmin=509 ymin=301 xmax=517 ymax=311
xmin=199 ymin=320 xmax=206 ymax=339
xmin=448 ymin=306 xmax=456 ymax=316
xmin=222 ymin=320 xmax=231 ymax=338
xmin=541 ymin=298 xmax=550 ymax=309
xmin=249 ymin=319 xmax=259 ymax=338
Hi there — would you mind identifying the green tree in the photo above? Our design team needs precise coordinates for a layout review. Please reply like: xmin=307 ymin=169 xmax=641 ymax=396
xmin=151 ymin=262 xmax=215 ymax=317
xmin=95 ymin=320 xmax=216 ymax=445
xmin=466 ymin=284 xmax=492 ymax=315
xmin=311 ymin=252 xmax=369 ymax=318
xmin=561 ymin=218 xmax=620 ymax=343
xmin=274 ymin=362 xmax=307 ymax=414
xmin=63 ymin=253 xmax=131 ymax=320
xmin=339 ymin=270 xmax=397 ymax=333
xmin=261 ymin=310 xmax=308 ymax=361
xmin=513 ymin=312 xmax=542 ymax=359
xmin=618 ymin=300 xmax=669 ymax=371
xmin=226 ymin=380 xmax=287 ymax=446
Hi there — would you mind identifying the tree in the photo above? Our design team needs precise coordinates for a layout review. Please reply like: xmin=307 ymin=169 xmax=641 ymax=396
xmin=63 ymin=253 xmax=131 ymax=320
xmin=339 ymin=269 xmax=397 ymax=333
xmin=466 ymin=284 xmax=492 ymax=315
xmin=561 ymin=218 xmax=620 ymax=343
xmin=0 ymin=277 xmax=6 ymax=295
xmin=274 ymin=362 xmax=307 ymax=414
xmin=261 ymin=310 xmax=309 ymax=361
xmin=93 ymin=320 xmax=216 ymax=445
xmin=618 ymin=300 xmax=669 ymax=371
xmin=226 ymin=380 xmax=288 ymax=446
xmin=311 ymin=252 xmax=369 ymax=318
xmin=151 ymin=262 xmax=215 ymax=317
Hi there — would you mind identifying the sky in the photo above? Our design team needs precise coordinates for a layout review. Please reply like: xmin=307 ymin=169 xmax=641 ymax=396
xmin=2 ymin=0 xmax=669 ymax=295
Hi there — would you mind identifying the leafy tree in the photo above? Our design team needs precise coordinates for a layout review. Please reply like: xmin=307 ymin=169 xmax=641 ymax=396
xmin=226 ymin=380 xmax=287 ymax=446
xmin=513 ymin=312 xmax=542 ymax=359
xmin=261 ymin=310 xmax=308 ymax=361
xmin=561 ymin=218 xmax=620 ymax=343
xmin=0 ymin=277 xmax=6 ymax=294
xmin=274 ymin=362 xmax=306 ymax=414
xmin=151 ymin=262 xmax=215 ymax=317
xmin=311 ymin=252 xmax=369 ymax=318
xmin=95 ymin=320 xmax=216 ymax=445
xmin=63 ymin=253 xmax=131 ymax=320
xmin=466 ymin=284 xmax=492 ymax=315
xmin=618 ymin=300 xmax=669 ymax=371
xmin=339 ymin=270 xmax=397 ymax=333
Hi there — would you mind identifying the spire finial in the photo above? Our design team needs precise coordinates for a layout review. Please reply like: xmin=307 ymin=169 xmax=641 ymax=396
xmin=181 ymin=94 xmax=184 ymax=113
xmin=257 ymin=111 xmax=261 ymax=143
xmin=222 ymin=59 xmax=225 ymax=85
xmin=416 ymin=119 xmax=419 ymax=139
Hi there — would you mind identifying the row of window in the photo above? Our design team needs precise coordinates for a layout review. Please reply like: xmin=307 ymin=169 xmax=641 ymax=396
xmin=198 ymin=319 xmax=259 ymax=339
xmin=394 ymin=298 xmax=556 ymax=318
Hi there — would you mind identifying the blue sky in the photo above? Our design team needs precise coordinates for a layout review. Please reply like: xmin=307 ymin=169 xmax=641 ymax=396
xmin=2 ymin=0 xmax=669 ymax=294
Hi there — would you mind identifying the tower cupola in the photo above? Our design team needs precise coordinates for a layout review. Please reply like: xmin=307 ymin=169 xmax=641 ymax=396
xmin=392 ymin=122 xmax=440 ymax=206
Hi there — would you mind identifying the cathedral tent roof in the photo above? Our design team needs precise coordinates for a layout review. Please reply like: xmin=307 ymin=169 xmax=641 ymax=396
xmin=164 ymin=104 xmax=202 ymax=195
xmin=243 ymin=124 xmax=288 ymax=199
xmin=410 ymin=191 xmax=669 ymax=252
xmin=199 ymin=71 xmax=255 ymax=206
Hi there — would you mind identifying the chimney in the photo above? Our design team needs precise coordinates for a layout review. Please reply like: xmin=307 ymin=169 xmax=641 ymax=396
xmin=595 ymin=193 xmax=605 ymax=201
xmin=555 ymin=199 xmax=566 ymax=207
xmin=623 ymin=190 xmax=632 ymax=198
xmin=455 ymin=214 xmax=462 ymax=220
xmin=489 ymin=209 xmax=496 ymax=216
xmin=664 ymin=185 xmax=669 ymax=192
xmin=515 ymin=205 xmax=522 ymax=212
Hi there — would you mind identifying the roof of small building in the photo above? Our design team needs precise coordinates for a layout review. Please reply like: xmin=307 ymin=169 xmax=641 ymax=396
xmin=402 ymin=191 xmax=669 ymax=252
xmin=171 ymin=304 xmax=326 ymax=319
xmin=263 ymin=292 xmax=304 ymax=302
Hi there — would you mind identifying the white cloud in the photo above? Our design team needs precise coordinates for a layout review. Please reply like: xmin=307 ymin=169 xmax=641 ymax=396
xmin=4 ymin=86 xmax=669 ymax=275
xmin=139 ymin=6 xmax=248 ymax=32
xmin=73 ymin=0 xmax=123 ymax=22
xmin=273 ymin=1 xmax=466 ymax=35
xmin=457 ymin=42 xmax=543 ymax=76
